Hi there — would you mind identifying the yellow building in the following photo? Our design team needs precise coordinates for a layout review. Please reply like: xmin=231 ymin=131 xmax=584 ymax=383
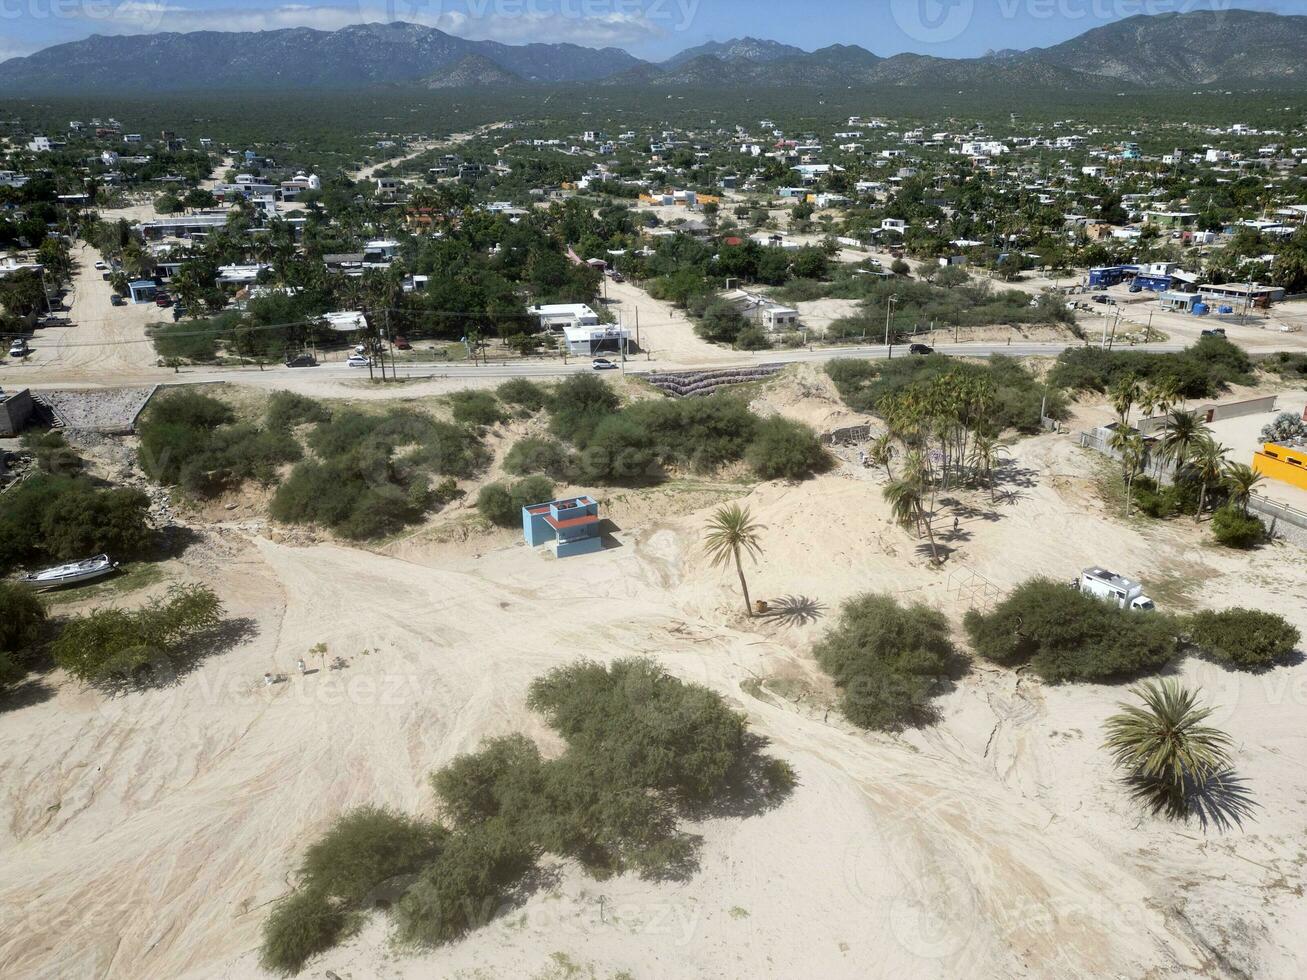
xmin=1253 ymin=443 xmax=1307 ymax=492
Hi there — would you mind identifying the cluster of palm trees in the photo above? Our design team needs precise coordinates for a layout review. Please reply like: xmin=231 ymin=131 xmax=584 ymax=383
xmin=1108 ymin=376 xmax=1263 ymax=521
xmin=875 ymin=372 xmax=1008 ymax=564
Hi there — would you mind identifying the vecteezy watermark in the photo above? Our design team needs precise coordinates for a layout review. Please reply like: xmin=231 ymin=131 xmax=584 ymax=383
xmin=0 ymin=0 xmax=167 ymax=30
xmin=892 ymin=0 xmax=1235 ymax=47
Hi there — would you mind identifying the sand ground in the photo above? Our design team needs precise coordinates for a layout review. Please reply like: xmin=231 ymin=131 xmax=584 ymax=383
xmin=2 ymin=377 xmax=1307 ymax=979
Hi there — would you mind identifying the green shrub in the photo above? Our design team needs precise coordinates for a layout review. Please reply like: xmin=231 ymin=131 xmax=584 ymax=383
xmin=746 ymin=416 xmax=829 ymax=480
xmin=38 ymin=485 xmax=153 ymax=560
xmin=963 ymin=578 xmax=1178 ymax=682
xmin=527 ymin=658 xmax=748 ymax=802
xmin=265 ymin=657 xmax=792 ymax=961
xmin=813 ymin=593 xmax=955 ymax=730
xmin=272 ymin=407 xmax=485 ymax=539
xmin=476 ymin=483 xmax=514 ymax=526
xmin=431 ymin=735 xmax=548 ymax=827
xmin=503 ymin=437 xmax=573 ymax=480
xmin=298 ymin=806 xmax=446 ymax=905
xmin=0 ymin=582 xmax=46 ymax=691
xmin=448 ymin=390 xmax=505 ymax=428
xmin=575 ymin=415 xmax=659 ymax=484
xmin=1187 ymin=609 xmax=1300 ymax=669
xmin=496 ymin=378 xmax=548 ymax=412
xmin=138 ymin=390 xmax=299 ymax=495
xmin=270 ymin=450 xmax=433 ymax=540
xmin=694 ymin=299 xmax=747 ymax=344
xmin=0 ymin=475 xmax=152 ymax=571
xmin=1211 ymin=505 xmax=1265 ymax=548
xmin=735 ymin=326 xmax=772 ymax=351
xmin=266 ymin=391 xmax=329 ymax=429
xmin=826 ymin=354 xmax=1057 ymax=432
xmin=393 ymin=826 xmax=536 ymax=947
xmin=148 ymin=314 xmax=232 ymax=362
xmin=49 ymin=584 xmax=223 ymax=685
xmin=1050 ymin=338 xmax=1253 ymax=399
xmin=548 ymin=374 xmax=621 ymax=445
xmin=1130 ymin=476 xmax=1201 ymax=519
xmin=259 ymin=888 xmax=349 ymax=977
xmin=476 ymin=476 xmax=555 ymax=527
xmin=21 ymin=430 xmax=82 ymax=475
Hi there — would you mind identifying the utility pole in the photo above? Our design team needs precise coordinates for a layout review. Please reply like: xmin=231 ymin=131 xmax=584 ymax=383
xmin=885 ymin=295 xmax=898 ymax=358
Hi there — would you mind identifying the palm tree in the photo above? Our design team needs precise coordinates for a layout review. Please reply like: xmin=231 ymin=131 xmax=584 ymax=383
xmin=1110 ymin=427 xmax=1146 ymax=517
xmin=1222 ymin=462 xmax=1264 ymax=516
xmin=1103 ymin=679 xmax=1234 ymax=818
xmin=1188 ymin=434 xmax=1229 ymax=523
xmin=703 ymin=504 xmax=765 ymax=618
xmin=1109 ymin=374 xmax=1141 ymax=427
xmin=883 ymin=478 xmax=940 ymax=564
xmin=968 ymin=435 xmax=1007 ymax=500
xmin=868 ymin=433 xmax=895 ymax=480
xmin=1159 ymin=409 xmax=1206 ymax=479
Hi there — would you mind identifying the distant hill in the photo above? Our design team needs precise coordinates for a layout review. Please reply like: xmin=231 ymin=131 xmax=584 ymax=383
xmin=2 ymin=11 xmax=1306 ymax=93
xmin=604 ymin=46 xmax=1116 ymax=92
xmin=661 ymin=37 xmax=807 ymax=69
xmin=424 ymin=54 xmax=520 ymax=89
xmin=0 ymin=21 xmax=641 ymax=93
xmin=1015 ymin=10 xmax=1307 ymax=86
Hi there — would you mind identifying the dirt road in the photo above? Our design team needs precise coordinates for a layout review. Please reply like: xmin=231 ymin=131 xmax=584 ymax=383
xmin=17 ymin=244 xmax=162 ymax=383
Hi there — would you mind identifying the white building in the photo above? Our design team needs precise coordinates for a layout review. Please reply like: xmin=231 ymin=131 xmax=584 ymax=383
xmin=563 ymin=323 xmax=632 ymax=355
xmin=528 ymin=303 xmax=600 ymax=331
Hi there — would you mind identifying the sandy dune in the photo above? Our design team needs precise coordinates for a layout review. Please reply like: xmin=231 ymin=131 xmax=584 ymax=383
xmin=3 ymin=414 xmax=1307 ymax=978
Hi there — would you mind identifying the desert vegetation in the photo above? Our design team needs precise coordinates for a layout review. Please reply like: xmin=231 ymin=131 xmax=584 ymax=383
xmin=260 ymin=658 xmax=792 ymax=975
xmin=813 ymin=593 xmax=957 ymax=730
xmin=965 ymin=579 xmax=1300 ymax=682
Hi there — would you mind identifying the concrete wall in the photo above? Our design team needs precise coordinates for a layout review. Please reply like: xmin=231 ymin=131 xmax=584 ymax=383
xmin=0 ymin=389 xmax=34 ymax=436
xmin=1137 ymin=395 xmax=1278 ymax=436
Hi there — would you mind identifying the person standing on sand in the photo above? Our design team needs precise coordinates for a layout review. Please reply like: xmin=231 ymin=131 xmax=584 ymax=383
xmin=296 ymin=658 xmax=307 ymax=675
xmin=264 ymin=672 xmax=274 ymax=687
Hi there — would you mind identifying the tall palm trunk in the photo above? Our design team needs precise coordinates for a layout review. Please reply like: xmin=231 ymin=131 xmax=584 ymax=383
xmin=733 ymin=545 xmax=753 ymax=617
xmin=1196 ymin=481 xmax=1207 ymax=524
xmin=918 ymin=503 xmax=941 ymax=564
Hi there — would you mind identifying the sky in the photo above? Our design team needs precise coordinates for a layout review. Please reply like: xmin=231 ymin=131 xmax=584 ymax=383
xmin=0 ymin=0 xmax=1295 ymax=65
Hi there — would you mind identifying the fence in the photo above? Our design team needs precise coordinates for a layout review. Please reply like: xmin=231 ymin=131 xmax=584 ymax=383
xmin=1248 ymin=494 xmax=1307 ymax=533
xmin=821 ymin=424 xmax=875 ymax=447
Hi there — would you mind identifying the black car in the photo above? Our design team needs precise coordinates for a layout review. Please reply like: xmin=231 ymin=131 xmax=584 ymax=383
xmin=284 ymin=354 xmax=318 ymax=368
xmin=1201 ymin=328 xmax=1227 ymax=338
xmin=909 ymin=343 xmax=934 ymax=355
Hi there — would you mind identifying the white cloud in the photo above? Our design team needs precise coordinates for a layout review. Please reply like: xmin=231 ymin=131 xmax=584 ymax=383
xmin=75 ymin=2 xmax=670 ymax=48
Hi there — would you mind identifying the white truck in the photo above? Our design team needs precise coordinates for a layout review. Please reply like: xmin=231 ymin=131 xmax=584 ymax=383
xmin=1077 ymin=567 xmax=1156 ymax=612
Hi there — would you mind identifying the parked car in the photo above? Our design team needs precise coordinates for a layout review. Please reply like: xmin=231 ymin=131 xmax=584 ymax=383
xmin=591 ymin=357 xmax=617 ymax=371
xmin=285 ymin=354 xmax=318 ymax=368
xmin=93 ymin=260 xmax=107 ymax=271
xmin=110 ymin=294 xmax=125 ymax=306
xmin=609 ymin=271 xmax=625 ymax=283
xmin=9 ymin=339 xmax=29 ymax=357
xmin=154 ymin=294 xmax=172 ymax=308
xmin=1201 ymin=328 xmax=1227 ymax=338
xmin=346 ymin=354 xmax=371 ymax=368
xmin=394 ymin=336 xmax=412 ymax=351
xmin=908 ymin=343 xmax=934 ymax=355
xmin=1091 ymin=294 xmax=1110 ymax=304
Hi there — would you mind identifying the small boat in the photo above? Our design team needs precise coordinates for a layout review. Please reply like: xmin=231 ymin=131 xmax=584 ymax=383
xmin=19 ymin=554 xmax=119 ymax=590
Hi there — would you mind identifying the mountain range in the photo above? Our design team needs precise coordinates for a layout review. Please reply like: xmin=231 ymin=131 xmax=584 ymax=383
xmin=0 ymin=10 xmax=1304 ymax=95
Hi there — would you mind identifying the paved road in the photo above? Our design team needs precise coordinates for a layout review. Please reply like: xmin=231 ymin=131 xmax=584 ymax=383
xmin=11 ymin=340 xmax=1192 ymax=393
